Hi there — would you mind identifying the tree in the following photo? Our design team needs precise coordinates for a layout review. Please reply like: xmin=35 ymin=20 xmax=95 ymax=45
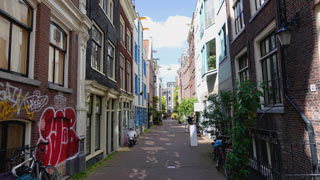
xmin=178 ymin=98 xmax=197 ymax=117
xmin=161 ymin=96 xmax=166 ymax=114
xmin=203 ymin=80 xmax=264 ymax=180
xmin=174 ymin=86 xmax=179 ymax=112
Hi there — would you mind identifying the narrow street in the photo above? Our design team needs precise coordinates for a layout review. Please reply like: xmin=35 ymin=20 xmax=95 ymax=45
xmin=84 ymin=120 xmax=225 ymax=180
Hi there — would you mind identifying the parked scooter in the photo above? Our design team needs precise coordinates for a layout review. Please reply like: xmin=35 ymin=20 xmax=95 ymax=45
xmin=127 ymin=128 xmax=137 ymax=146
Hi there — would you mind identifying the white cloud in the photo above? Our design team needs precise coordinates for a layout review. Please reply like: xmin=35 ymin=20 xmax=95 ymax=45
xmin=159 ymin=64 xmax=180 ymax=83
xmin=142 ymin=16 xmax=191 ymax=48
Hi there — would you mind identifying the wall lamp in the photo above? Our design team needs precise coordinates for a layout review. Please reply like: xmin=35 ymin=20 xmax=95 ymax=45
xmin=276 ymin=12 xmax=300 ymax=46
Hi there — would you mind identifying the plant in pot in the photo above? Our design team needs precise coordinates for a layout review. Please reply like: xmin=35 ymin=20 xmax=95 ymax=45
xmin=208 ymin=55 xmax=216 ymax=70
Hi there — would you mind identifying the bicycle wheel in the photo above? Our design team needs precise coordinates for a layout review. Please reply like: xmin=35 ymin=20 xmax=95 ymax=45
xmin=39 ymin=165 xmax=60 ymax=180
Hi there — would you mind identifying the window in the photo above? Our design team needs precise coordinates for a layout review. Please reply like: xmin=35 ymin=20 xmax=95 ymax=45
xmin=86 ymin=95 xmax=93 ymax=155
xmin=91 ymin=25 xmax=103 ymax=72
xmin=234 ymin=0 xmax=244 ymax=34
xmin=135 ymin=74 xmax=138 ymax=95
xmin=0 ymin=121 xmax=26 ymax=173
xmin=143 ymin=83 xmax=146 ymax=99
xmin=201 ymin=46 xmax=206 ymax=75
xmin=99 ymin=0 xmax=107 ymax=13
xmin=238 ymin=54 xmax=249 ymax=82
xmin=199 ymin=5 xmax=204 ymax=38
xmin=260 ymin=33 xmax=281 ymax=106
xmin=219 ymin=25 xmax=227 ymax=62
xmin=134 ymin=43 xmax=138 ymax=63
xmin=206 ymin=39 xmax=216 ymax=70
xmin=126 ymin=29 xmax=131 ymax=53
xmin=108 ymin=0 xmax=114 ymax=23
xmin=0 ymin=0 xmax=32 ymax=76
xmin=254 ymin=0 xmax=266 ymax=11
xmin=120 ymin=54 xmax=125 ymax=89
xmin=95 ymin=96 xmax=101 ymax=151
xmin=204 ymin=0 xmax=214 ymax=27
xmin=120 ymin=16 xmax=125 ymax=45
xmin=107 ymin=42 xmax=115 ymax=80
xmin=49 ymin=23 xmax=67 ymax=86
xmin=127 ymin=61 xmax=131 ymax=93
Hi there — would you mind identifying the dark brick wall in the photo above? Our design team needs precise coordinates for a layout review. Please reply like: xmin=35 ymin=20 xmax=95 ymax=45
xmin=226 ymin=0 xmax=320 ymax=174
xmin=86 ymin=0 xmax=120 ymax=91
xmin=0 ymin=2 xmax=78 ymax=146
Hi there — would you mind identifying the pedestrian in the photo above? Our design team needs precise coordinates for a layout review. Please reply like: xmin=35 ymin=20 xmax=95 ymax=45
xmin=187 ymin=116 xmax=193 ymax=125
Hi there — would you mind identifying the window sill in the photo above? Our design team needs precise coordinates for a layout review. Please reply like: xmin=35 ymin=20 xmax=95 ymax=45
xmin=85 ymin=149 xmax=104 ymax=161
xmin=249 ymin=0 xmax=270 ymax=24
xmin=48 ymin=82 xmax=73 ymax=94
xmin=231 ymin=28 xmax=245 ymax=45
xmin=0 ymin=71 xmax=41 ymax=87
xmin=108 ymin=77 xmax=117 ymax=83
xmin=92 ymin=67 xmax=105 ymax=76
xmin=257 ymin=106 xmax=284 ymax=114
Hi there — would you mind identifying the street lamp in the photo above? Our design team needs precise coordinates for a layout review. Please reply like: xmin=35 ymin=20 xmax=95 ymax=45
xmin=276 ymin=13 xmax=300 ymax=46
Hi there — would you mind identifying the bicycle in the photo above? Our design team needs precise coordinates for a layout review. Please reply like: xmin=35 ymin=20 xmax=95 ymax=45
xmin=10 ymin=142 xmax=60 ymax=180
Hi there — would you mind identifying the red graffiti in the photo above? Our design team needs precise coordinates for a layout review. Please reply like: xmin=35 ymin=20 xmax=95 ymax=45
xmin=37 ymin=107 xmax=79 ymax=166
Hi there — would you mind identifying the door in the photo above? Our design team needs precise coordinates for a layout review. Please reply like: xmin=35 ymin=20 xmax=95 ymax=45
xmin=118 ymin=111 xmax=121 ymax=147
xmin=106 ymin=111 xmax=109 ymax=154
xmin=0 ymin=121 xmax=25 ymax=173
xmin=111 ymin=111 xmax=114 ymax=152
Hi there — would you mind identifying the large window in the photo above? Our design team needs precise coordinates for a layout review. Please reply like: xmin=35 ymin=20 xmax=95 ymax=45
xmin=135 ymin=74 xmax=138 ymax=95
xmin=127 ymin=61 xmax=131 ymax=93
xmin=260 ymin=33 xmax=281 ymax=105
xmin=254 ymin=0 xmax=266 ymax=11
xmin=204 ymin=0 xmax=214 ymax=28
xmin=199 ymin=5 xmax=204 ymax=38
xmin=120 ymin=16 xmax=125 ymax=45
xmin=86 ymin=95 xmax=93 ymax=155
xmin=95 ymin=96 xmax=101 ymax=151
xmin=107 ymin=42 xmax=115 ymax=80
xmin=238 ymin=54 xmax=249 ymax=82
xmin=234 ymin=0 xmax=244 ymax=34
xmin=219 ymin=25 xmax=227 ymax=62
xmin=126 ymin=29 xmax=131 ymax=53
xmin=120 ymin=54 xmax=125 ymax=89
xmin=0 ymin=0 xmax=32 ymax=76
xmin=108 ymin=0 xmax=114 ymax=23
xmin=91 ymin=25 xmax=103 ymax=72
xmin=49 ymin=23 xmax=67 ymax=86
xmin=206 ymin=39 xmax=216 ymax=70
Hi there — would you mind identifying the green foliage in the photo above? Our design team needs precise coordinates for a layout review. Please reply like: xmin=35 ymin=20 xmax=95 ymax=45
xmin=161 ymin=96 xmax=166 ymax=114
xmin=153 ymin=110 xmax=162 ymax=125
xmin=174 ymin=86 xmax=179 ymax=112
xmin=171 ymin=112 xmax=179 ymax=119
xmin=208 ymin=55 xmax=216 ymax=70
xmin=178 ymin=98 xmax=197 ymax=117
xmin=202 ymin=80 xmax=264 ymax=180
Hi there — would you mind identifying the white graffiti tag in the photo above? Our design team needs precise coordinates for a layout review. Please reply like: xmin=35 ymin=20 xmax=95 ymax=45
xmin=24 ymin=90 xmax=48 ymax=112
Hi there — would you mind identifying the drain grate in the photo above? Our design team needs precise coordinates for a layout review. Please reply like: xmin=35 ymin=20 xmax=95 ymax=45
xmin=167 ymin=165 xmax=176 ymax=169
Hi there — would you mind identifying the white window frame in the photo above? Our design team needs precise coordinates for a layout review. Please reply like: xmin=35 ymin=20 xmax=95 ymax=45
xmin=234 ymin=47 xmax=248 ymax=81
xmin=120 ymin=16 xmax=125 ymax=45
xmin=91 ymin=23 xmax=104 ymax=75
xmin=127 ymin=61 xmax=131 ymax=93
xmin=253 ymin=20 xmax=282 ymax=108
xmin=231 ymin=0 xmax=245 ymax=36
xmin=108 ymin=0 xmax=114 ymax=24
xmin=126 ymin=29 xmax=131 ymax=53
xmin=107 ymin=41 xmax=116 ymax=81
xmin=49 ymin=18 xmax=70 ymax=88
xmin=119 ymin=53 xmax=125 ymax=90
xmin=249 ymin=0 xmax=269 ymax=18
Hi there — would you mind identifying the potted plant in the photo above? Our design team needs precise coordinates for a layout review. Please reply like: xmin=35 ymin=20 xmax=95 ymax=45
xmin=208 ymin=55 xmax=216 ymax=70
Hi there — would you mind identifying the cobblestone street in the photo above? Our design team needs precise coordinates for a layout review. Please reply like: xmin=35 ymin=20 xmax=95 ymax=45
xmin=84 ymin=120 xmax=226 ymax=180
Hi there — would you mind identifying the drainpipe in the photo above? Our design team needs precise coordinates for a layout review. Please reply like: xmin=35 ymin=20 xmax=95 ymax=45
xmin=276 ymin=0 xmax=319 ymax=174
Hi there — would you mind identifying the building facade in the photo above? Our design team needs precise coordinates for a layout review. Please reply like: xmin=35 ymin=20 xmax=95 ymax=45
xmin=226 ymin=0 xmax=320 ymax=178
xmin=0 ymin=0 xmax=91 ymax=176
xmin=166 ymin=82 xmax=175 ymax=113
xmin=133 ymin=15 xmax=148 ymax=134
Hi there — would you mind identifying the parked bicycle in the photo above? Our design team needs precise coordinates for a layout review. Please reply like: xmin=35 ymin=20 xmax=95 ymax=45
xmin=9 ymin=142 xmax=60 ymax=180
xmin=212 ymin=136 xmax=232 ymax=179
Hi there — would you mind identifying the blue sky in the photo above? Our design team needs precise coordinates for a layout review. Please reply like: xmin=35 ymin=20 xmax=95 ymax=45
xmin=135 ymin=0 xmax=196 ymax=84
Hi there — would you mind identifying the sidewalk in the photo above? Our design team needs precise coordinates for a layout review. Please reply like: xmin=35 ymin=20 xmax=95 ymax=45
xmin=83 ymin=120 xmax=226 ymax=180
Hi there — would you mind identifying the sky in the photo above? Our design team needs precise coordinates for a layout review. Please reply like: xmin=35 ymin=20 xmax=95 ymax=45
xmin=134 ymin=0 xmax=196 ymax=85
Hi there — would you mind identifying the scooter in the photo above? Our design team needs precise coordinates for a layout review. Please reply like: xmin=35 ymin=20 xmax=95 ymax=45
xmin=127 ymin=128 xmax=137 ymax=146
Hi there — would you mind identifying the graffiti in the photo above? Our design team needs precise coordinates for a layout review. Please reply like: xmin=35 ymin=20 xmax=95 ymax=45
xmin=37 ymin=95 xmax=79 ymax=167
xmin=0 ymin=82 xmax=48 ymax=120
xmin=54 ymin=94 xmax=66 ymax=110
xmin=24 ymin=90 xmax=48 ymax=112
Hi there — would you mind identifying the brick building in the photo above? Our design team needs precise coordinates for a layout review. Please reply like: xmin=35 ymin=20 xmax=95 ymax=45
xmin=0 ymin=0 xmax=91 ymax=176
xmin=226 ymin=0 xmax=320 ymax=178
